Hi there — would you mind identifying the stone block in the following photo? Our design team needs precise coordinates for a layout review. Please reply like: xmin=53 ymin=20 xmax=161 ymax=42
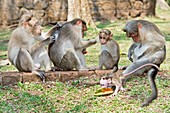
xmin=22 ymin=72 xmax=41 ymax=83
xmin=1 ymin=72 xmax=22 ymax=86
xmin=45 ymin=71 xmax=61 ymax=82
xmin=59 ymin=71 xmax=79 ymax=82
xmin=95 ymin=70 xmax=112 ymax=77
xmin=78 ymin=70 xmax=96 ymax=77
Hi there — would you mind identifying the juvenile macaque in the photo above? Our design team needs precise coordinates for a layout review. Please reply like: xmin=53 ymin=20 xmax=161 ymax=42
xmin=100 ymin=63 xmax=160 ymax=96
xmin=97 ymin=29 xmax=120 ymax=72
xmin=48 ymin=18 xmax=97 ymax=71
xmin=8 ymin=13 xmax=58 ymax=81
xmin=119 ymin=20 xmax=166 ymax=107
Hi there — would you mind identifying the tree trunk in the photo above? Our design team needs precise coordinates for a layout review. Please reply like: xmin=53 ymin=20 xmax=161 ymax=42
xmin=156 ymin=0 xmax=170 ymax=10
xmin=147 ymin=0 xmax=156 ymax=16
xmin=80 ymin=0 xmax=95 ymax=27
xmin=67 ymin=0 xmax=95 ymax=27
xmin=67 ymin=0 xmax=75 ymax=21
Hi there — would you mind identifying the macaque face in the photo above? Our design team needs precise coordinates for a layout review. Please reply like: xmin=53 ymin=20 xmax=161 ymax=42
xmin=83 ymin=24 xmax=87 ymax=31
xmin=129 ymin=32 xmax=140 ymax=42
xmin=27 ymin=18 xmax=42 ymax=36
xmin=99 ymin=32 xmax=110 ymax=45
xmin=82 ymin=23 xmax=87 ymax=38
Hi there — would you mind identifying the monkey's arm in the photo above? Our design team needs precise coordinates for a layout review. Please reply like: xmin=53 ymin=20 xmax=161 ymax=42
xmin=128 ymin=43 xmax=139 ymax=62
xmin=109 ymin=41 xmax=120 ymax=63
xmin=43 ymin=24 xmax=61 ymax=38
xmin=30 ymin=36 xmax=55 ymax=54
xmin=77 ymin=39 xmax=97 ymax=50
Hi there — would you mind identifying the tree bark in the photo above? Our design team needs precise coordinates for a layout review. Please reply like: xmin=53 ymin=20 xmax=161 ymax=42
xmin=156 ymin=0 xmax=170 ymax=10
xmin=67 ymin=0 xmax=95 ymax=27
xmin=147 ymin=0 xmax=156 ymax=16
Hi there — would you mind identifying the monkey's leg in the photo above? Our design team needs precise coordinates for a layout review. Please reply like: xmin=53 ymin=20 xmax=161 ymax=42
xmin=141 ymin=67 xmax=158 ymax=107
xmin=100 ymin=50 xmax=116 ymax=70
xmin=98 ymin=54 xmax=104 ymax=69
xmin=76 ymin=51 xmax=87 ymax=69
xmin=60 ymin=50 xmax=83 ymax=70
xmin=112 ymin=85 xmax=120 ymax=96
xmin=16 ymin=48 xmax=45 ymax=81
xmin=16 ymin=48 xmax=35 ymax=71
xmin=32 ymin=48 xmax=52 ymax=71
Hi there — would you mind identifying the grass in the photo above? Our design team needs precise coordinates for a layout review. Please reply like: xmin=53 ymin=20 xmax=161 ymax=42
xmin=0 ymin=9 xmax=170 ymax=112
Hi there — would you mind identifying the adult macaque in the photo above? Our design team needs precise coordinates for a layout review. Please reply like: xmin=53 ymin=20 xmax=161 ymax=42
xmin=8 ymin=13 xmax=58 ymax=81
xmin=96 ymin=29 xmax=120 ymax=72
xmin=48 ymin=18 xmax=97 ymax=71
xmin=119 ymin=20 xmax=166 ymax=107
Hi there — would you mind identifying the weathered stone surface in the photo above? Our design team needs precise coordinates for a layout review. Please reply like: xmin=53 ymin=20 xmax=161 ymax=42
xmin=0 ymin=0 xmax=153 ymax=27
xmin=34 ymin=1 xmax=48 ymax=10
xmin=1 ymin=72 xmax=22 ymax=86
xmin=130 ymin=9 xmax=141 ymax=17
xmin=24 ymin=0 xmax=34 ymax=10
xmin=59 ymin=71 xmax=79 ymax=82
xmin=0 ymin=70 xmax=114 ymax=86
xmin=45 ymin=71 xmax=61 ymax=82
xmin=22 ymin=72 xmax=41 ymax=83
xmin=95 ymin=70 xmax=112 ymax=77
xmin=133 ymin=1 xmax=143 ymax=10
xmin=78 ymin=70 xmax=96 ymax=77
xmin=32 ymin=10 xmax=45 ymax=19
xmin=14 ymin=0 xmax=25 ymax=8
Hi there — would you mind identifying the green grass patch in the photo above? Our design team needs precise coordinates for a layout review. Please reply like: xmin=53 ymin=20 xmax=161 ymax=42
xmin=0 ymin=9 xmax=170 ymax=112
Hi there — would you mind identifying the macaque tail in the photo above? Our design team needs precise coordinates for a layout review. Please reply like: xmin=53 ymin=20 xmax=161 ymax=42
xmin=123 ymin=63 xmax=159 ymax=76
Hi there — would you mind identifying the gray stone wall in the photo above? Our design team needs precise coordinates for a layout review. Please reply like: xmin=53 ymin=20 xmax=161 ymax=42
xmin=0 ymin=0 xmax=151 ymax=27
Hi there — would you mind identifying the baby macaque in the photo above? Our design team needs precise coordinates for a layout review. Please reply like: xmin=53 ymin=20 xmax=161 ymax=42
xmin=99 ymin=63 xmax=160 ymax=97
xmin=97 ymin=29 xmax=120 ymax=72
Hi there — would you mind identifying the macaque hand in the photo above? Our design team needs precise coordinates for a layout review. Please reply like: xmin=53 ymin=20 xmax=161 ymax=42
xmin=54 ymin=22 xmax=63 ymax=30
xmin=112 ymin=92 xmax=118 ymax=97
xmin=49 ymin=36 xmax=56 ymax=44
xmin=91 ymin=39 xmax=97 ymax=44
xmin=120 ymin=86 xmax=126 ymax=92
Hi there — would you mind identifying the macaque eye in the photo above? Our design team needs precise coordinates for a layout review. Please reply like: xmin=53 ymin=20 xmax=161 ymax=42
xmin=130 ymin=33 xmax=138 ymax=37
xmin=99 ymin=36 xmax=106 ymax=40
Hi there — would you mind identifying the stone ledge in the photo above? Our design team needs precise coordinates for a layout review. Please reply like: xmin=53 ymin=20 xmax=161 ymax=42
xmin=0 ymin=70 xmax=113 ymax=86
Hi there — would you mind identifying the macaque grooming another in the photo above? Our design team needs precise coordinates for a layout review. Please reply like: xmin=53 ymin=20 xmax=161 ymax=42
xmin=97 ymin=29 xmax=120 ymax=72
xmin=119 ymin=20 xmax=166 ymax=107
xmin=48 ymin=18 xmax=97 ymax=71
xmin=8 ymin=13 xmax=58 ymax=81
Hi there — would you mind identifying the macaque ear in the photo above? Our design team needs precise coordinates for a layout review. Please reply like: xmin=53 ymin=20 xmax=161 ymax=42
xmin=23 ymin=22 xmax=28 ymax=27
xmin=137 ymin=22 xmax=143 ymax=29
xmin=76 ymin=20 xmax=82 ymax=25
xmin=109 ymin=33 xmax=113 ymax=39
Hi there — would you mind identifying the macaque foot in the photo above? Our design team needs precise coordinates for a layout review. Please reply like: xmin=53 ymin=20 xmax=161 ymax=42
xmin=51 ymin=66 xmax=63 ymax=71
xmin=88 ymin=66 xmax=99 ymax=71
xmin=112 ymin=66 xmax=118 ymax=73
xmin=33 ymin=70 xmax=46 ymax=82
xmin=112 ymin=92 xmax=118 ymax=97
xmin=49 ymin=36 xmax=56 ymax=44
xmin=34 ymin=63 xmax=40 ymax=69
xmin=78 ymin=67 xmax=89 ymax=71
xmin=120 ymin=87 xmax=126 ymax=92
